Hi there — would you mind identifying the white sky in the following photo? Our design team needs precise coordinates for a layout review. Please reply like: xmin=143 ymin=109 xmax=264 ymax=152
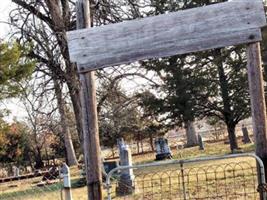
xmin=0 ymin=0 xmax=13 ymax=38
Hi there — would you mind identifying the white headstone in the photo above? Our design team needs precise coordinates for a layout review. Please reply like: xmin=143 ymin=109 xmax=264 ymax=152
xmin=116 ymin=141 xmax=135 ymax=195
xmin=13 ymin=166 xmax=20 ymax=177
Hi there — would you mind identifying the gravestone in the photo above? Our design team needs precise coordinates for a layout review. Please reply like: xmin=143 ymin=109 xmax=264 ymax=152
xmin=242 ymin=124 xmax=252 ymax=144
xmin=116 ymin=139 xmax=135 ymax=195
xmin=103 ymin=160 xmax=119 ymax=174
xmin=155 ymin=138 xmax=172 ymax=160
xmin=117 ymin=138 xmax=126 ymax=153
xmin=12 ymin=166 xmax=20 ymax=177
xmin=198 ymin=134 xmax=205 ymax=150
xmin=42 ymin=166 xmax=59 ymax=181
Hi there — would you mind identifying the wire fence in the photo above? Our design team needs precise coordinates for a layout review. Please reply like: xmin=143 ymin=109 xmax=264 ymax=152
xmin=0 ymin=154 xmax=265 ymax=200
xmin=0 ymin=167 xmax=63 ymax=200
xmin=106 ymin=153 xmax=266 ymax=200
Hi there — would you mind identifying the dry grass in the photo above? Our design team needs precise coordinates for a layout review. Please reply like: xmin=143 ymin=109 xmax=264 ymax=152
xmin=0 ymin=141 xmax=257 ymax=200
xmin=110 ymin=157 xmax=259 ymax=199
xmin=132 ymin=141 xmax=254 ymax=164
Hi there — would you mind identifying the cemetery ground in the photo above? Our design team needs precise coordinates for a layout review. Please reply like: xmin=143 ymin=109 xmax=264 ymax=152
xmin=0 ymin=139 xmax=257 ymax=200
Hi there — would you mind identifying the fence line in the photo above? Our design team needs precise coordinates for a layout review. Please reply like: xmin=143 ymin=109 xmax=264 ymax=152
xmin=0 ymin=166 xmax=64 ymax=200
xmin=106 ymin=153 xmax=266 ymax=200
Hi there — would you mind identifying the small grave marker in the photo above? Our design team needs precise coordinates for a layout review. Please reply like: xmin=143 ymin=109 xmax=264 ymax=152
xmin=242 ymin=124 xmax=252 ymax=144
xmin=155 ymin=138 xmax=172 ymax=160
xmin=198 ymin=134 xmax=205 ymax=150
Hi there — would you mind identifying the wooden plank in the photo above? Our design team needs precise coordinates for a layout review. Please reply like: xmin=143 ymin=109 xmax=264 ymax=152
xmin=76 ymin=0 xmax=103 ymax=200
xmin=246 ymin=42 xmax=267 ymax=200
xmin=67 ymin=0 xmax=266 ymax=72
xmin=78 ymin=29 xmax=262 ymax=72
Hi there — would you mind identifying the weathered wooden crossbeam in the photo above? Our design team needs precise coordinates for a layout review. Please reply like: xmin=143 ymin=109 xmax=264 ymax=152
xmin=67 ymin=0 xmax=266 ymax=72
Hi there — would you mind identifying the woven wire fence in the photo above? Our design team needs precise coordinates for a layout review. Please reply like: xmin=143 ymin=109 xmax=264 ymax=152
xmin=0 ymin=167 xmax=63 ymax=200
xmin=106 ymin=154 xmax=266 ymax=200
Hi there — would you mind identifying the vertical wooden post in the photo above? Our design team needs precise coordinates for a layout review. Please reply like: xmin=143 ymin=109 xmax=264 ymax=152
xmin=76 ymin=0 xmax=103 ymax=199
xmin=247 ymin=42 xmax=267 ymax=198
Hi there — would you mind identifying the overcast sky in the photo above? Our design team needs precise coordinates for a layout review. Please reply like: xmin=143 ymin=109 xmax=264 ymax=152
xmin=0 ymin=0 xmax=13 ymax=38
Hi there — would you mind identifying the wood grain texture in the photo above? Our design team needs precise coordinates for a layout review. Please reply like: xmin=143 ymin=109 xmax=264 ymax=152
xmin=67 ymin=0 xmax=266 ymax=71
xmin=247 ymin=42 xmax=267 ymax=159
xmin=76 ymin=0 xmax=103 ymax=199
xmin=246 ymin=42 xmax=267 ymax=199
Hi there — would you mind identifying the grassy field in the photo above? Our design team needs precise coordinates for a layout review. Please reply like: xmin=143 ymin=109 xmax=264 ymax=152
xmin=131 ymin=141 xmax=255 ymax=164
xmin=109 ymin=156 xmax=259 ymax=199
xmin=0 ymin=141 xmax=259 ymax=200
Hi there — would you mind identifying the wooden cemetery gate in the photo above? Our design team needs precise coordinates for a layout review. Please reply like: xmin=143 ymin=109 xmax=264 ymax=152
xmin=66 ymin=0 xmax=267 ymax=199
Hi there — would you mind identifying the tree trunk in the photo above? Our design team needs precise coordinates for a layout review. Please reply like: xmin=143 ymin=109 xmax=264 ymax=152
xmin=141 ymin=138 xmax=144 ymax=153
xmin=149 ymin=134 xmax=154 ymax=151
xmin=39 ymin=0 xmax=83 ymax=145
xmin=33 ymin=127 xmax=44 ymax=169
xmin=215 ymin=48 xmax=239 ymax=151
xmin=136 ymin=141 xmax=140 ymax=154
xmin=227 ymin=124 xmax=238 ymax=152
xmin=54 ymin=80 xmax=78 ymax=166
xmin=35 ymin=148 xmax=44 ymax=169
xmin=45 ymin=147 xmax=49 ymax=166
xmin=67 ymin=79 xmax=83 ymax=144
xmin=28 ymin=153 xmax=34 ymax=170
xmin=24 ymin=146 xmax=34 ymax=170
xmin=198 ymin=134 xmax=204 ymax=150
xmin=184 ymin=121 xmax=198 ymax=147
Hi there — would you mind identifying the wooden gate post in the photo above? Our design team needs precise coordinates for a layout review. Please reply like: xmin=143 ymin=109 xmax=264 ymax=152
xmin=76 ymin=0 xmax=103 ymax=199
xmin=247 ymin=42 xmax=267 ymax=193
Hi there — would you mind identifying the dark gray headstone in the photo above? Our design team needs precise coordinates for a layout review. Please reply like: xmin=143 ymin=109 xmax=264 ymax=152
xmin=154 ymin=138 xmax=172 ymax=160
xmin=242 ymin=125 xmax=251 ymax=144
xmin=117 ymin=138 xmax=126 ymax=153
xmin=103 ymin=161 xmax=119 ymax=174
xmin=198 ymin=134 xmax=204 ymax=150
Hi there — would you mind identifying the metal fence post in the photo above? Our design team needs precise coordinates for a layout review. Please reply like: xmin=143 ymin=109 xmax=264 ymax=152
xmin=106 ymin=169 xmax=114 ymax=200
xmin=60 ymin=163 xmax=73 ymax=200
xmin=254 ymin=156 xmax=267 ymax=200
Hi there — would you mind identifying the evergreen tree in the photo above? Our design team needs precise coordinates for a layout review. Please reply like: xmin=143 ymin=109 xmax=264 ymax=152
xmin=201 ymin=47 xmax=250 ymax=151
xmin=141 ymin=55 xmax=210 ymax=147
xmin=139 ymin=0 xmax=248 ymax=151
xmin=141 ymin=45 xmax=250 ymax=151
xmin=0 ymin=41 xmax=34 ymax=100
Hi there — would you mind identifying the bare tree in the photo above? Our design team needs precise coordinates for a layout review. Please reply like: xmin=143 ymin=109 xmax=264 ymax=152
xmin=19 ymin=73 xmax=56 ymax=169
xmin=53 ymin=79 xmax=78 ymax=165
xmin=11 ymin=0 xmax=83 ymax=142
